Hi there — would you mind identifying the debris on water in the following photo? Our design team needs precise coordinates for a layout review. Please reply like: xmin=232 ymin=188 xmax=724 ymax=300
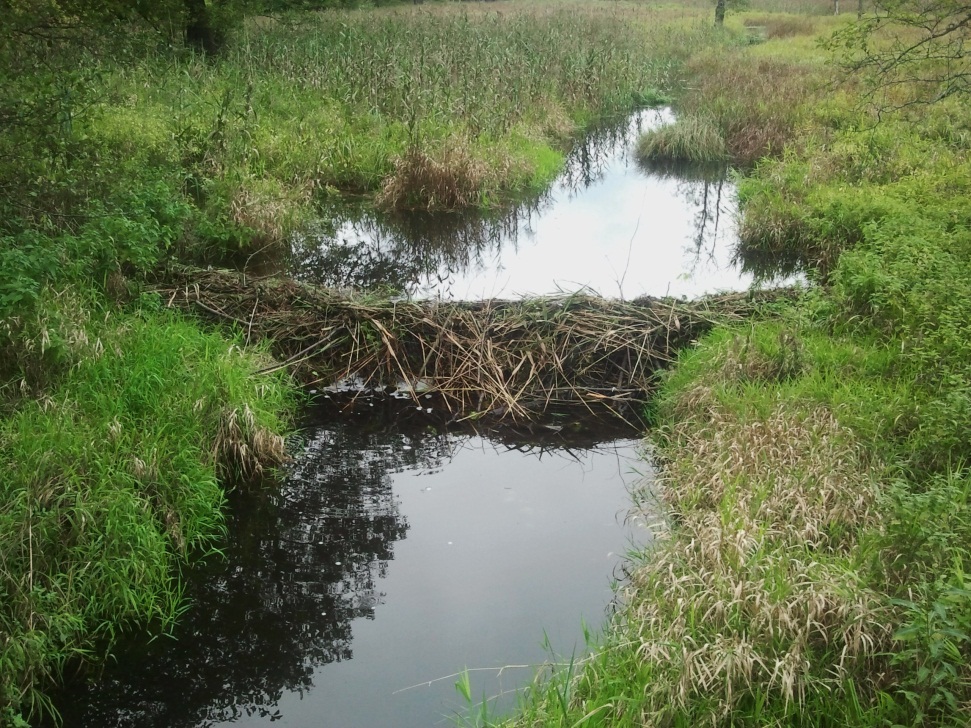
xmin=163 ymin=266 xmax=790 ymax=425
xmin=403 ymin=445 xmax=412 ymax=451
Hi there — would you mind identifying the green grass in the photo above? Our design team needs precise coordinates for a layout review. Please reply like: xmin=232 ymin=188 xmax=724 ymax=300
xmin=6 ymin=2 xmax=971 ymax=726
xmin=0 ymin=3 xmax=725 ymax=722
xmin=39 ymin=2 xmax=723 ymax=258
xmin=636 ymin=114 xmax=730 ymax=165
xmin=494 ymin=7 xmax=971 ymax=728
xmin=0 ymin=292 xmax=292 ymax=725
xmin=636 ymin=46 xmax=823 ymax=169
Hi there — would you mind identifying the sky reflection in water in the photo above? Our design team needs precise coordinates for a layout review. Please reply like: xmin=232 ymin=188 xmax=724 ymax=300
xmin=290 ymin=108 xmax=745 ymax=300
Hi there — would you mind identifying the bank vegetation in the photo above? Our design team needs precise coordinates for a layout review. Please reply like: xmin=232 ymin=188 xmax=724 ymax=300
xmin=0 ymin=1 xmax=719 ymax=724
xmin=4 ymin=0 xmax=971 ymax=726
xmin=499 ymin=3 xmax=971 ymax=728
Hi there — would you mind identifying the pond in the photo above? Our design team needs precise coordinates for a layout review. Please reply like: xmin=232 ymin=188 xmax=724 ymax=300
xmin=289 ymin=108 xmax=747 ymax=300
xmin=51 ymin=402 xmax=652 ymax=728
xmin=50 ymin=108 xmax=745 ymax=727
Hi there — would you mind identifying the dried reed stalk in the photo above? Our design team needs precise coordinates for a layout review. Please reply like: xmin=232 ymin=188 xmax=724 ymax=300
xmin=157 ymin=266 xmax=792 ymax=423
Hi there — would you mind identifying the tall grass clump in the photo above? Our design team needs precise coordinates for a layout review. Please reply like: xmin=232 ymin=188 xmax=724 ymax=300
xmin=637 ymin=25 xmax=824 ymax=169
xmin=0 ymin=292 xmax=292 ymax=725
xmin=636 ymin=115 xmax=729 ymax=166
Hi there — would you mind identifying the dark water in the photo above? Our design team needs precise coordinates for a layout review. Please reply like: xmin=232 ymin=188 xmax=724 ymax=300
xmin=289 ymin=108 xmax=745 ymax=300
xmin=50 ymin=111 xmax=741 ymax=727
xmin=52 ymin=402 xmax=651 ymax=728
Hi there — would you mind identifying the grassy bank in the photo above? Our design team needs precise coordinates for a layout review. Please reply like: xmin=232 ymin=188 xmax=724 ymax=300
xmin=495 ymin=8 xmax=971 ymax=728
xmin=0 ymin=293 xmax=293 ymax=726
xmin=6 ymin=2 xmax=721 ymax=269
xmin=8 ymin=1 xmax=971 ymax=725
xmin=0 ymin=3 xmax=717 ymax=722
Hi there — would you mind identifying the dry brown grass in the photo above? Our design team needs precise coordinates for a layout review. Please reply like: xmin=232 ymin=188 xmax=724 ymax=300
xmin=616 ymin=398 xmax=891 ymax=725
xmin=744 ymin=15 xmax=816 ymax=39
xmin=376 ymin=144 xmax=498 ymax=212
xmin=213 ymin=401 xmax=287 ymax=479
xmin=228 ymin=177 xmax=313 ymax=251
xmin=156 ymin=266 xmax=793 ymax=424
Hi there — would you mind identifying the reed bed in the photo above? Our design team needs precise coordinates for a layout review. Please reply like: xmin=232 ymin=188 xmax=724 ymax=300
xmin=156 ymin=267 xmax=790 ymax=423
xmin=80 ymin=1 xmax=721 ymax=244
xmin=637 ymin=41 xmax=823 ymax=170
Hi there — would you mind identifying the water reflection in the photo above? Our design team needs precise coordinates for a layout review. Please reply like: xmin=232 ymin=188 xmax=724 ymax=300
xmin=54 ymin=419 xmax=417 ymax=727
xmin=558 ymin=109 xmax=656 ymax=193
xmin=289 ymin=109 xmax=750 ymax=300
xmin=52 ymin=403 xmax=644 ymax=728
xmin=290 ymin=202 xmax=526 ymax=295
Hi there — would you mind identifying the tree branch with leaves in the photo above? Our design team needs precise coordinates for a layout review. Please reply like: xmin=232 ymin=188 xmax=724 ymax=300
xmin=828 ymin=0 xmax=971 ymax=111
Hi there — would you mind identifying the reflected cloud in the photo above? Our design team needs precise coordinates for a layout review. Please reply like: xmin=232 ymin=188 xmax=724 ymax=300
xmin=285 ymin=107 xmax=748 ymax=301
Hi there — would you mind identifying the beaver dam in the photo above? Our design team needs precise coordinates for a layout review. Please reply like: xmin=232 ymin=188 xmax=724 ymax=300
xmin=53 ymin=108 xmax=798 ymax=728
xmin=158 ymin=266 xmax=791 ymax=424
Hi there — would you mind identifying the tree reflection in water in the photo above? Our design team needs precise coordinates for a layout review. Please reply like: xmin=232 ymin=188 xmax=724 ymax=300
xmin=287 ymin=108 xmax=673 ymax=298
xmin=53 ymin=415 xmax=437 ymax=727
xmin=289 ymin=202 xmax=529 ymax=297
xmin=52 ymin=402 xmax=635 ymax=728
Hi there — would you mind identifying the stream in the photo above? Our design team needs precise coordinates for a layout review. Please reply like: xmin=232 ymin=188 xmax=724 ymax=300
xmin=52 ymin=404 xmax=651 ymax=728
xmin=288 ymin=107 xmax=746 ymax=300
xmin=51 ymin=108 xmax=748 ymax=727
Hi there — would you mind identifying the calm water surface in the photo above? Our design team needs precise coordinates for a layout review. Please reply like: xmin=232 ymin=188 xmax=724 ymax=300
xmin=290 ymin=108 xmax=745 ymax=300
xmin=52 ymin=110 xmax=739 ymax=727
xmin=54 ymin=404 xmax=652 ymax=727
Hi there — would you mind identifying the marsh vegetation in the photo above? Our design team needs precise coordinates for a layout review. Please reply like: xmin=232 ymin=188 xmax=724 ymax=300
xmin=4 ymin=0 xmax=971 ymax=726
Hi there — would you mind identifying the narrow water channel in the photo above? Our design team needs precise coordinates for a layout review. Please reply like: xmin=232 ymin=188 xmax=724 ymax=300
xmin=289 ymin=108 xmax=747 ymax=299
xmin=52 ymin=403 xmax=650 ymax=727
xmin=51 ymin=109 xmax=743 ymax=726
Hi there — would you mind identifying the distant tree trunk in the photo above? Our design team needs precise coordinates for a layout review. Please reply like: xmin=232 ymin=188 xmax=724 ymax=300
xmin=185 ymin=0 xmax=220 ymax=54
xmin=857 ymin=0 xmax=863 ymax=18
xmin=834 ymin=0 xmax=840 ymax=14
xmin=715 ymin=0 xmax=726 ymax=25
